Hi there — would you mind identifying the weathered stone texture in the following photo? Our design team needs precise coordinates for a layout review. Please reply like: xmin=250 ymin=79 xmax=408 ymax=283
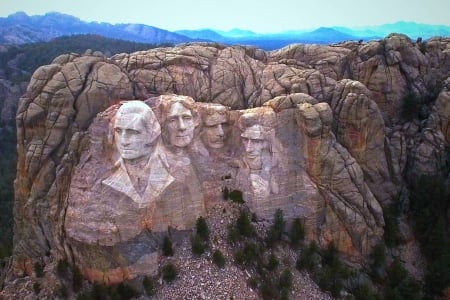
xmin=12 ymin=36 xmax=450 ymax=281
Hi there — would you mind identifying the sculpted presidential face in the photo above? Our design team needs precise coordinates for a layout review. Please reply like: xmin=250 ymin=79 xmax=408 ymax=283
xmin=114 ymin=101 xmax=160 ymax=163
xmin=165 ymin=101 xmax=196 ymax=148
xmin=241 ymin=125 xmax=269 ymax=170
xmin=202 ymin=111 xmax=228 ymax=149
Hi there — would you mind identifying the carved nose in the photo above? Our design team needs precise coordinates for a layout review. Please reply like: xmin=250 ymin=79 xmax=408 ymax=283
xmin=121 ymin=131 xmax=132 ymax=142
xmin=178 ymin=118 xmax=187 ymax=131
xmin=216 ymin=124 xmax=224 ymax=137
xmin=245 ymin=140 xmax=253 ymax=151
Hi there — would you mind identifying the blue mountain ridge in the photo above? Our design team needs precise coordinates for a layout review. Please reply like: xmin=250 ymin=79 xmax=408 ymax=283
xmin=1 ymin=12 xmax=450 ymax=50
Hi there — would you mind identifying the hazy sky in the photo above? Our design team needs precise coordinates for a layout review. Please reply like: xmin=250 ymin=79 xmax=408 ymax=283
xmin=1 ymin=0 xmax=449 ymax=33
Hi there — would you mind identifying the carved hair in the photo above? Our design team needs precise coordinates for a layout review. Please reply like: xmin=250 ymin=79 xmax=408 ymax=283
xmin=109 ymin=100 xmax=161 ymax=146
xmin=197 ymin=103 xmax=230 ymax=124
xmin=156 ymin=95 xmax=200 ymax=147
xmin=157 ymin=95 xmax=200 ymax=125
xmin=237 ymin=108 xmax=286 ymax=169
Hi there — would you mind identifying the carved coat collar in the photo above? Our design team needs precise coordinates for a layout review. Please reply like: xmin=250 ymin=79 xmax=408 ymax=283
xmin=102 ymin=143 xmax=174 ymax=208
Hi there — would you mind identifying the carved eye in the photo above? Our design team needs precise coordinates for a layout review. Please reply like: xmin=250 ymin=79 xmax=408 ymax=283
xmin=183 ymin=115 xmax=192 ymax=120
xmin=114 ymin=128 xmax=122 ymax=134
xmin=128 ymin=129 xmax=140 ymax=135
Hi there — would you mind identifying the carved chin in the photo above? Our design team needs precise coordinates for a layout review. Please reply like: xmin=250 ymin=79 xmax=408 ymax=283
xmin=246 ymin=156 xmax=263 ymax=170
xmin=120 ymin=149 xmax=144 ymax=160
xmin=170 ymin=136 xmax=192 ymax=147
xmin=207 ymin=140 xmax=224 ymax=149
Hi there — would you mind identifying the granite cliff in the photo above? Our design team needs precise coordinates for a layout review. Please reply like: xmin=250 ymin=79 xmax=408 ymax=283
xmin=5 ymin=34 xmax=450 ymax=296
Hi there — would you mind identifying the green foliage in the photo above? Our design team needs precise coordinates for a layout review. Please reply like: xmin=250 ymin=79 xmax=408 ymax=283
xmin=259 ymin=278 xmax=277 ymax=300
xmin=226 ymin=211 xmax=294 ymax=300
xmin=278 ymin=268 xmax=293 ymax=290
xmin=191 ymin=234 xmax=206 ymax=255
xmin=321 ymin=242 xmax=339 ymax=267
xmin=34 ymin=262 xmax=44 ymax=278
xmin=77 ymin=281 xmax=140 ymax=299
xmin=296 ymin=241 xmax=320 ymax=272
xmin=369 ymin=242 xmax=386 ymax=283
xmin=33 ymin=282 xmax=41 ymax=295
xmin=424 ymin=253 xmax=450 ymax=297
xmin=54 ymin=284 xmax=68 ymax=298
xmin=279 ymin=288 xmax=290 ymax=300
xmin=387 ymin=258 xmax=408 ymax=288
xmin=297 ymin=242 xmax=351 ymax=298
xmin=195 ymin=216 xmax=210 ymax=241
xmin=234 ymin=242 xmax=261 ymax=266
xmin=228 ymin=210 xmax=256 ymax=244
xmin=314 ymin=243 xmax=351 ymax=298
xmin=289 ymin=218 xmax=305 ymax=247
xmin=161 ymin=263 xmax=178 ymax=282
xmin=235 ymin=211 xmax=255 ymax=238
xmin=190 ymin=217 xmax=210 ymax=255
xmin=266 ymin=253 xmax=279 ymax=271
xmin=0 ymin=243 xmax=12 ymax=259
xmin=369 ymin=242 xmax=386 ymax=268
xmin=316 ymin=265 xmax=344 ymax=298
xmin=91 ymin=283 xmax=109 ymax=299
xmin=0 ymin=124 xmax=16 ymax=258
xmin=162 ymin=236 xmax=174 ymax=256
xmin=222 ymin=186 xmax=229 ymax=200
xmin=266 ymin=209 xmax=285 ymax=247
xmin=229 ymin=189 xmax=244 ymax=204
xmin=384 ymin=258 xmax=422 ymax=300
xmin=352 ymin=283 xmax=380 ymax=300
xmin=116 ymin=282 xmax=140 ymax=299
xmin=410 ymin=175 xmax=449 ymax=258
xmin=71 ymin=265 xmax=83 ymax=292
xmin=212 ymin=249 xmax=226 ymax=268
xmin=0 ymin=34 xmax=167 ymax=80
xmin=401 ymin=92 xmax=421 ymax=121
xmin=409 ymin=175 xmax=450 ymax=298
xmin=143 ymin=276 xmax=155 ymax=296
xmin=56 ymin=259 xmax=69 ymax=277
xmin=383 ymin=203 xmax=403 ymax=247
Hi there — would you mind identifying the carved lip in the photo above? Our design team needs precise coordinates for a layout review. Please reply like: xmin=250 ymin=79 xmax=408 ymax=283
xmin=209 ymin=141 xmax=224 ymax=148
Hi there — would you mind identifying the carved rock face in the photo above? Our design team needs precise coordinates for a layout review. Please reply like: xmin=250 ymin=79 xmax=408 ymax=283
xmin=57 ymin=94 xmax=386 ymax=282
xmin=17 ymin=38 xmax=450 ymax=281
xmin=113 ymin=101 xmax=160 ymax=162
xmin=201 ymin=106 xmax=228 ymax=149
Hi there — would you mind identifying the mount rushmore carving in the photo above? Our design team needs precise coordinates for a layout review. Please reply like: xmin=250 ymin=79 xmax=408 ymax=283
xmin=12 ymin=35 xmax=450 ymax=283
xmin=60 ymin=94 xmax=384 ymax=282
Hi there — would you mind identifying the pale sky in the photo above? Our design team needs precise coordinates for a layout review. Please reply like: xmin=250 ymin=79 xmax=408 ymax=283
xmin=1 ymin=0 xmax=449 ymax=33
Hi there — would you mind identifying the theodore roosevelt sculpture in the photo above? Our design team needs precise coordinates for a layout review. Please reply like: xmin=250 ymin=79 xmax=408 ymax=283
xmin=199 ymin=103 xmax=230 ymax=150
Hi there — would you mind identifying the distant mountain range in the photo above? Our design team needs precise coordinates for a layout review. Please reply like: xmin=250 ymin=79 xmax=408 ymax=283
xmin=2 ymin=12 xmax=450 ymax=50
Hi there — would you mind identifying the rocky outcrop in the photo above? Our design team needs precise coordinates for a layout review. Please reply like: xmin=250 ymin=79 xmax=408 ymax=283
xmin=296 ymin=102 xmax=384 ymax=261
xmin=330 ymin=79 xmax=400 ymax=204
xmin=11 ymin=35 xmax=450 ymax=283
xmin=408 ymin=77 xmax=450 ymax=181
